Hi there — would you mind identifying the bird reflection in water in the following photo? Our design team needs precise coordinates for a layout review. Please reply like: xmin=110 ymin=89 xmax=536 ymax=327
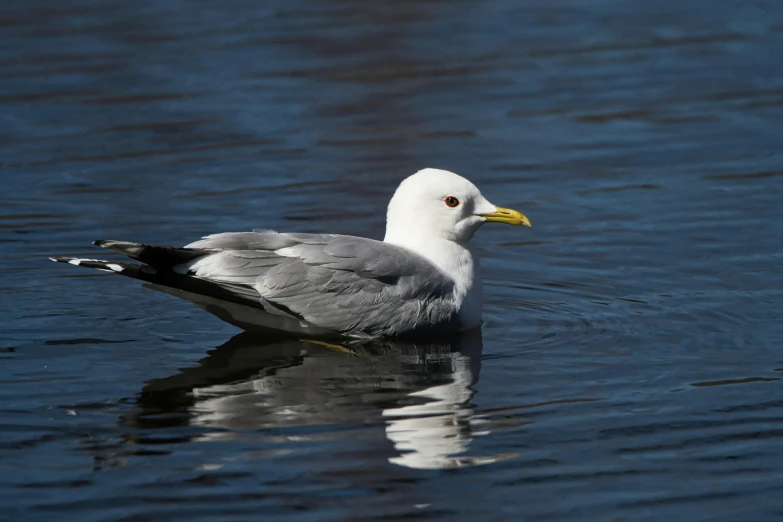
xmin=132 ymin=328 xmax=508 ymax=470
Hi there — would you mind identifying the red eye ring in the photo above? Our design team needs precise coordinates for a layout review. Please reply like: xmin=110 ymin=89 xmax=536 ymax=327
xmin=444 ymin=196 xmax=460 ymax=208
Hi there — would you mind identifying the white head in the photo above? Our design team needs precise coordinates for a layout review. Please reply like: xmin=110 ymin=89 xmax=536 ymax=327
xmin=384 ymin=168 xmax=530 ymax=245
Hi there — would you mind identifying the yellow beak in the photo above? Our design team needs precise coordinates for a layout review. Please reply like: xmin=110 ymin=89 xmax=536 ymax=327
xmin=480 ymin=206 xmax=531 ymax=227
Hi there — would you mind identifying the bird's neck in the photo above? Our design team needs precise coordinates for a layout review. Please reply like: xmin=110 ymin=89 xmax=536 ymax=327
xmin=383 ymin=233 xmax=483 ymax=329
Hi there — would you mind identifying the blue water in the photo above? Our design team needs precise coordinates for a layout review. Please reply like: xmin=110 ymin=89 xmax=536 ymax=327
xmin=2 ymin=1 xmax=783 ymax=520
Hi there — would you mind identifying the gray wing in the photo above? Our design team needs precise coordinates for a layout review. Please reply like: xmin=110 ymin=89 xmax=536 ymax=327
xmin=184 ymin=231 xmax=459 ymax=337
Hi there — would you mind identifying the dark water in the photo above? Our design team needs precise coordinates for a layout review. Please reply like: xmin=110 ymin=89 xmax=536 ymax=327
xmin=2 ymin=0 xmax=783 ymax=520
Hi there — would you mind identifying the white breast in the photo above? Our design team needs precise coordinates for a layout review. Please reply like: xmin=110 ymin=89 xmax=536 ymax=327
xmin=456 ymin=258 xmax=483 ymax=329
xmin=385 ymin=236 xmax=484 ymax=330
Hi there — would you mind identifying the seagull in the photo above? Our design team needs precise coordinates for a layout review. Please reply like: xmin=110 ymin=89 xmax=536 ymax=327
xmin=51 ymin=168 xmax=531 ymax=338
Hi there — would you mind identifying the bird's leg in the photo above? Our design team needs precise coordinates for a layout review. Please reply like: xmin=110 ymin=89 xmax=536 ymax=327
xmin=299 ymin=338 xmax=358 ymax=356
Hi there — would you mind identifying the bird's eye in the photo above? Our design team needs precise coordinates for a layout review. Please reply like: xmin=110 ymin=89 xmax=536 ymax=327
xmin=444 ymin=196 xmax=460 ymax=208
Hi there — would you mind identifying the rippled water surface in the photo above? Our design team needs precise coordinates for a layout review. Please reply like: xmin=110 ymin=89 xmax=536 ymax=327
xmin=3 ymin=1 xmax=783 ymax=520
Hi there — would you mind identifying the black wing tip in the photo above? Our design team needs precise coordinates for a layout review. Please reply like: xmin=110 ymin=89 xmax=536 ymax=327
xmin=49 ymin=256 xmax=110 ymax=265
xmin=49 ymin=256 xmax=108 ymax=265
xmin=49 ymin=256 xmax=132 ymax=273
xmin=93 ymin=239 xmax=122 ymax=248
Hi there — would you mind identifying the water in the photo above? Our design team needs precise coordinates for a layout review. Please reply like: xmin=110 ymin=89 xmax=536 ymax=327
xmin=2 ymin=0 xmax=783 ymax=520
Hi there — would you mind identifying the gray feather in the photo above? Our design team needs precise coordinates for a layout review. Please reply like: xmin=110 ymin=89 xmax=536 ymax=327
xmin=185 ymin=231 xmax=459 ymax=337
